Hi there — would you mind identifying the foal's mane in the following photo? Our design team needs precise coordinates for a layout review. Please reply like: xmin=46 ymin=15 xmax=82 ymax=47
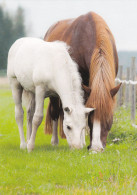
xmin=56 ymin=41 xmax=84 ymax=106
xmin=86 ymin=13 xmax=116 ymax=127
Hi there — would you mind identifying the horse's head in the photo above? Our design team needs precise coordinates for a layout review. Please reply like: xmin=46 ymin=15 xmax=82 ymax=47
xmin=83 ymin=83 xmax=121 ymax=152
xmin=63 ymin=106 xmax=94 ymax=149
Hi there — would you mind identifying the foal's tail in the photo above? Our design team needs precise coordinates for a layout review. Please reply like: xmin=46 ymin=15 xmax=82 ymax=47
xmin=45 ymin=100 xmax=66 ymax=138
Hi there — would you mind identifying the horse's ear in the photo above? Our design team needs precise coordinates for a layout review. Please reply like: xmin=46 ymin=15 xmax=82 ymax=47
xmin=110 ymin=83 xmax=122 ymax=97
xmin=64 ymin=107 xmax=72 ymax=114
xmin=82 ymin=84 xmax=91 ymax=95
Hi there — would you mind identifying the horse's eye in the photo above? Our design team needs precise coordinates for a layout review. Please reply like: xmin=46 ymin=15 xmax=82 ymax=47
xmin=67 ymin=125 xmax=71 ymax=130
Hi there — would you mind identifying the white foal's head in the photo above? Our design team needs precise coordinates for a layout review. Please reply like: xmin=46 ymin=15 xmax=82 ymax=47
xmin=63 ymin=106 xmax=94 ymax=149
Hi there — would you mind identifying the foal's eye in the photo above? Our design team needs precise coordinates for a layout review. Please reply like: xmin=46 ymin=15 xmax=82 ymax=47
xmin=67 ymin=125 xmax=71 ymax=130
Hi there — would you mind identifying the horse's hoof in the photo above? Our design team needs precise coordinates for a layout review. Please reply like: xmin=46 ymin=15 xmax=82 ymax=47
xmin=51 ymin=139 xmax=59 ymax=146
xmin=90 ymin=146 xmax=104 ymax=153
xmin=27 ymin=142 xmax=34 ymax=152
xmin=20 ymin=142 xmax=27 ymax=150
xmin=87 ymin=144 xmax=104 ymax=152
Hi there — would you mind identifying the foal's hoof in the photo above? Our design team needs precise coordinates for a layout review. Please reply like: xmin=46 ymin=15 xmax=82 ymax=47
xmin=27 ymin=142 xmax=34 ymax=153
xmin=20 ymin=142 xmax=27 ymax=150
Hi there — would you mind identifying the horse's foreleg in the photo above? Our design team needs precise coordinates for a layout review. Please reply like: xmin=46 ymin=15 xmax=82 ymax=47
xmin=11 ymin=78 xmax=26 ymax=149
xmin=87 ymin=127 xmax=93 ymax=150
xmin=87 ymin=113 xmax=93 ymax=150
xmin=88 ymin=118 xmax=104 ymax=152
xmin=26 ymin=92 xmax=35 ymax=143
xmin=51 ymin=120 xmax=58 ymax=145
xmin=27 ymin=86 xmax=45 ymax=152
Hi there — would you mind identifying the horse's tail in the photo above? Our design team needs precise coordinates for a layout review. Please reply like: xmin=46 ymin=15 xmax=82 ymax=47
xmin=45 ymin=100 xmax=66 ymax=138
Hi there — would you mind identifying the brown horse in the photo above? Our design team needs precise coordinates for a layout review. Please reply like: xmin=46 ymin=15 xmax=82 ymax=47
xmin=44 ymin=12 xmax=121 ymax=151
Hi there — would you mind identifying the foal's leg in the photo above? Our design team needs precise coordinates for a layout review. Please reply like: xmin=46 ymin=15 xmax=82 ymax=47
xmin=81 ymin=129 xmax=86 ymax=146
xmin=10 ymin=78 xmax=26 ymax=149
xmin=26 ymin=92 xmax=35 ymax=143
xmin=50 ymin=97 xmax=60 ymax=145
xmin=27 ymin=86 xmax=45 ymax=152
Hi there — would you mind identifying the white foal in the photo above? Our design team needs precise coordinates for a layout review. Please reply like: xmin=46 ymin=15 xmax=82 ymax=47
xmin=7 ymin=37 xmax=94 ymax=152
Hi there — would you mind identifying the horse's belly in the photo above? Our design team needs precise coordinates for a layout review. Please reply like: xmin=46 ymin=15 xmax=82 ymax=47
xmin=18 ymin=78 xmax=35 ymax=92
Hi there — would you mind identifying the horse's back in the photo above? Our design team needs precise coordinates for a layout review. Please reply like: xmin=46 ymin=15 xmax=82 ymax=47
xmin=44 ymin=12 xmax=118 ymax=76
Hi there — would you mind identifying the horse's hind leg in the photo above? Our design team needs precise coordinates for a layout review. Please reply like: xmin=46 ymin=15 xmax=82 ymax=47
xmin=50 ymin=97 xmax=60 ymax=145
xmin=27 ymin=85 xmax=45 ymax=152
xmin=26 ymin=91 xmax=35 ymax=142
xmin=10 ymin=78 xmax=26 ymax=149
xmin=51 ymin=120 xmax=58 ymax=145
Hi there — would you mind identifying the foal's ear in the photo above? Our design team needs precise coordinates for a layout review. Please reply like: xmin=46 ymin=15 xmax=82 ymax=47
xmin=85 ymin=107 xmax=95 ymax=115
xmin=110 ymin=83 xmax=122 ymax=97
xmin=64 ymin=107 xmax=72 ymax=114
xmin=82 ymin=84 xmax=91 ymax=96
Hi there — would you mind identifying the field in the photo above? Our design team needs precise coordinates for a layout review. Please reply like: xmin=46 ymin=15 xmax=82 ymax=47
xmin=0 ymin=84 xmax=137 ymax=194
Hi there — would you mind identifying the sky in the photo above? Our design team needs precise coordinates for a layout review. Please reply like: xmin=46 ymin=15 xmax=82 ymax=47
xmin=0 ymin=0 xmax=137 ymax=51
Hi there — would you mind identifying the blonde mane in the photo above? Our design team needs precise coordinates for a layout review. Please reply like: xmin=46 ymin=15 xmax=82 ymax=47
xmin=86 ymin=13 xmax=116 ymax=127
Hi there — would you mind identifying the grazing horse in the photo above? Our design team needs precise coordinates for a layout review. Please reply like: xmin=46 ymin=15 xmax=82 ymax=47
xmin=44 ymin=12 xmax=121 ymax=152
xmin=7 ymin=37 xmax=93 ymax=152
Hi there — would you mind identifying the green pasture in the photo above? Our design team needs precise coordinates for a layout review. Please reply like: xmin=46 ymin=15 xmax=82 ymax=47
xmin=0 ymin=87 xmax=137 ymax=194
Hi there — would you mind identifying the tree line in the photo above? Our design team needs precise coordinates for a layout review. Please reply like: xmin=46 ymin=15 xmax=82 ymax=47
xmin=0 ymin=6 xmax=26 ymax=70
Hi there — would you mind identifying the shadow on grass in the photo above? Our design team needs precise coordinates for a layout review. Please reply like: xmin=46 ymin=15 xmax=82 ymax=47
xmin=1 ymin=143 xmax=70 ymax=153
xmin=35 ymin=144 xmax=70 ymax=152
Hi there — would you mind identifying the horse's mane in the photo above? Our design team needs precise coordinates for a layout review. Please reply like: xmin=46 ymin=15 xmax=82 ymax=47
xmin=86 ymin=13 xmax=116 ymax=128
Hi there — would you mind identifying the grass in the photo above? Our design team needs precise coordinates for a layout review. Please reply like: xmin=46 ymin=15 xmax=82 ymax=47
xmin=0 ymin=88 xmax=137 ymax=194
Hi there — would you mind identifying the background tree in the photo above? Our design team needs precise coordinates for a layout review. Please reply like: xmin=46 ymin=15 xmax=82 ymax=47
xmin=13 ymin=7 xmax=26 ymax=40
xmin=0 ymin=6 xmax=26 ymax=70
